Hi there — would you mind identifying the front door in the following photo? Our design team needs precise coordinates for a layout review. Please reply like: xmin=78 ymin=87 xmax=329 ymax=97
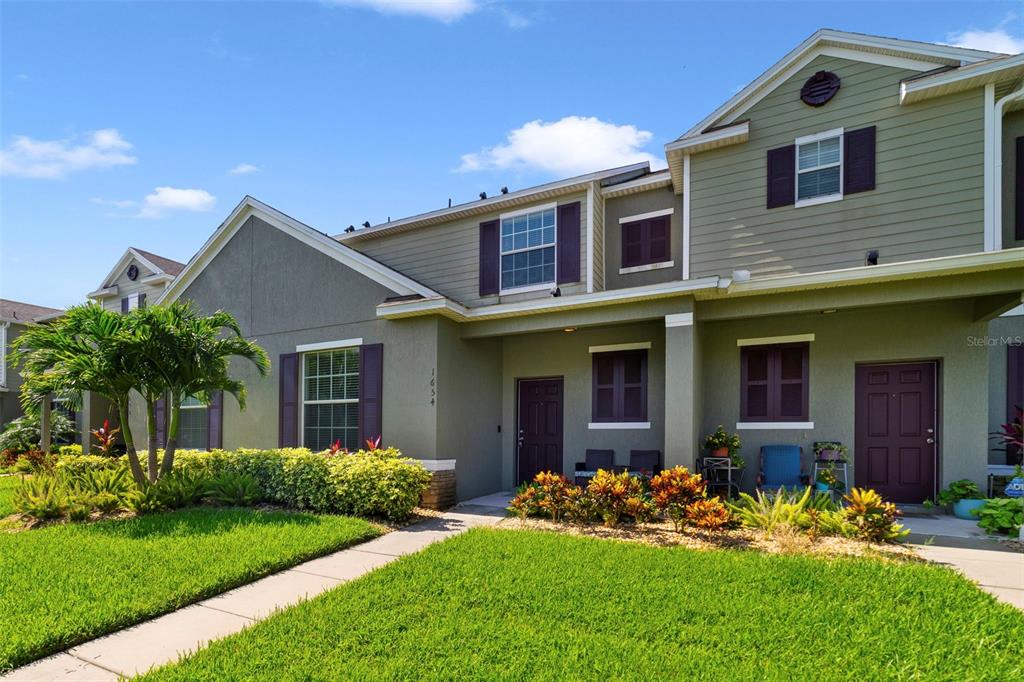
xmin=854 ymin=362 xmax=937 ymax=503
xmin=516 ymin=378 xmax=564 ymax=485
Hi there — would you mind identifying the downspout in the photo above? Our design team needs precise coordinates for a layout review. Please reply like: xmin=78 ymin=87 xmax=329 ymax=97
xmin=989 ymin=81 xmax=1024 ymax=251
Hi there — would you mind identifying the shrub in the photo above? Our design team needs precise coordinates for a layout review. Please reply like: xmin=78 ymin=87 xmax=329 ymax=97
xmin=842 ymin=488 xmax=908 ymax=543
xmin=330 ymin=452 xmax=431 ymax=520
xmin=125 ymin=484 xmax=165 ymax=515
xmin=12 ymin=476 xmax=69 ymax=520
xmin=16 ymin=450 xmax=55 ymax=474
xmin=156 ymin=469 xmax=210 ymax=509
xmin=685 ymin=497 xmax=732 ymax=531
xmin=534 ymin=472 xmax=575 ymax=522
xmin=625 ymin=496 xmax=657 ymax=525
xmin=563 ymin=486 xmax=598 ymax=525
xmin=649 ymin=466 xmax=707 ymax=532
xmin=587 ymin=469 xmax=644 ymax=528
xmin=973 ymin=498 xmax=1023 ymax=536
xmin=729 ymin=487 xmax=813 ymax=536
xmin=56 ymin=455 xmax=125 ymax=476
xmin=508 ymin=483 xmax=543 ymax=520
xmin=206 ymin=472 xmax=260 ymax=506
xmin=57 ymin=444 xmax=83 ymax=457
xmin=936 ymin=479 xmax=984 ymax=506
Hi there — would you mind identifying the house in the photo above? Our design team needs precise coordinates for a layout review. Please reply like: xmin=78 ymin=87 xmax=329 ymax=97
xmin=1 ymin=299 xmax=65 ymax=433
xmin=149 ymin=29 xmax=1023 ymax=503
xmin=87 ymin=247 xmax=185 ymax=313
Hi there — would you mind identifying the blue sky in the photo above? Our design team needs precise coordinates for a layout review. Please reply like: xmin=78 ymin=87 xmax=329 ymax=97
xmin=2 ymin=1 xmax=1021 ymax=308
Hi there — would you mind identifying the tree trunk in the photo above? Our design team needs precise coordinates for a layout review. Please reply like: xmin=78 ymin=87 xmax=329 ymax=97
xmin=146 ymin=398 xmax=158 ymax=483
xmin=159 ymin=393 xmax=181 ymax=478
xmin=118 ymin=403 xmax=147 ymax=487
xmin=39 ymin=396 xmax=52 ymax=453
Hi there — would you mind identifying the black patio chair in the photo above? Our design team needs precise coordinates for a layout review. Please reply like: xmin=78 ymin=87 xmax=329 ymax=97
xmin=574 ymin=449 xmax=616 ymax=485
xmin=628 ymin=449 xmax=662 ymax=476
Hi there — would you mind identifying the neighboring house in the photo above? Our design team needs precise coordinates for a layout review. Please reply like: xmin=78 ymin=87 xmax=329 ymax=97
xmin=87 ymin=247 xmax=185 ymax=313
xmin=150 ymin=29 xmax=1024 ymax=502
xmin=0 ymin=299 xmax=66 ymax=434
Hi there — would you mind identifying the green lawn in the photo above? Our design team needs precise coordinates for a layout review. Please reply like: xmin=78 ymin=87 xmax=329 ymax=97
xmin=0 ymin=507 xmax=380 ymax=671
xmin=0 ymin=475 xmax=21 ymax=516
xmin=142 ymin=528 xmax=1024 ymax=681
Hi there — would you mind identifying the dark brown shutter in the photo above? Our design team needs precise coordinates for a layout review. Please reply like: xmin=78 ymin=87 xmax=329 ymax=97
xmin=479 ymin=219 xmax=500 ymax=296
xmin=138 ymin=293 xmax=147 ymax=309
xmin=1008 ymin=344 xmax=1024 ymax=463
xmin=621 ymin=221 xmax=644 ymax=268
xmin=1015 ymin=138 xmax=1024 ymax=241
xmin=121 ymin=297 xmax=130 ymax=313
xmin=556 ymin=201 xmax=581 ymax=284
xmin=359 ymin=343 xmax=383 ymax=446
xmin=592 ymin=350 xmax=648 ymax=422
xmin=740 ymin=347 xmax=771 ymax=420
xmin=648 ymin=216 xmax=670 ymax=263
xmin=155 ymin=397 xmax=166 ymax=448
xmin=278 ymin=352 xmax=299 ymax=447
xmin=766 ymin=145 xmax=796 ymax=209
xmin=844 ymin=126 xmax=876 ymax=195
xmin=207 ymin=390 xmax=223 ymax=450
xmin=740 ymin=344 xmax=808 ymax=421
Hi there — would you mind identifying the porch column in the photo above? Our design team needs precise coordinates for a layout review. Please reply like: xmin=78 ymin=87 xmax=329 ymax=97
xmin=664 ymin=312 xmax=699 ymax=470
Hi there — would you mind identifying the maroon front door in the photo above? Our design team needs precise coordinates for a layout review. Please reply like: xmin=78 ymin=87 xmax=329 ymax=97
xmin=516 ymin=378 xmax=564 ymax=485
xmin=855 ymin=362 xmax=937 ymax=503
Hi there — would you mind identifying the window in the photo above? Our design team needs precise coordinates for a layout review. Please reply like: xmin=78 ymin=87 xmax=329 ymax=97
xmin=621 ymin=214 xmax=671 ymax=269
xmin=179 ymin=395 xmax=209 ymax=450
xmin=795 ymin=129 xmax=842 ymax=205
xmin=302 ymin=347 xmax=359 ymax=451
xmin=50 ymin=395 xmax=78 ymax=445
xmin=740 ymin=343 xmax=809 ymax=422
xmin=592 ymin=350 xmax=648 ymax=423
xmin=500 ymin=206 xmax=556 ymax=292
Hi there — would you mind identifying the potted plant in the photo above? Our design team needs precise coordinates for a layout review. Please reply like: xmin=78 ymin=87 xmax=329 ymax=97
xmin=813 ymin=441 xmax=847 ymax=462
xmin=937 ymin=479 xmax=986 ymax=520
xmin=815 ymin=467 xmax=836 ymax=492
xmin=703 ymin=426 xmax=740 ymax=458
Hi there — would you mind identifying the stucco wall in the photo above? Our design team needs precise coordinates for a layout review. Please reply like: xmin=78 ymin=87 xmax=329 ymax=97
xmin=500 ymin=322 xmax=666 ymax=490
xmin=698 ymin=299 xmax=990 ymax=495
xmin=690 ymin=55 xmax=985 ymax=279
xmin=1 ymin=322 xmax=27 ymax=429
xmin=603 ymin=188 xmax=683 ymax=289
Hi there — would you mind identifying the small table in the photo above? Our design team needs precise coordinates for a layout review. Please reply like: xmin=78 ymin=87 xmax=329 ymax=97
xmin=811 ymin=459 xmax=849 ymax=501
xmin=701 ymin=457 xmax=744 ymax=499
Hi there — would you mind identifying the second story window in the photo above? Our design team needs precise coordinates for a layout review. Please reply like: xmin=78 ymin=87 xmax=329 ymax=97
xmin=796 ymin=128 xmax=842 ymax=206
xmin=500 ymin=205 xmax=556 ymax=292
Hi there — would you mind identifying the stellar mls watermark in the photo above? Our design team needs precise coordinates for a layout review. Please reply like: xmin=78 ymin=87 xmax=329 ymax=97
xmin=967 ymin=335 xmax=1024 ymax=347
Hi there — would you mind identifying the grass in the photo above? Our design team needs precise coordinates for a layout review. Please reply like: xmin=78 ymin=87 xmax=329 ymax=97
xmin=0 ymin=507 xmax=380 ymax=671
xmin=142 ymin=528 xmax=1024 ymax=681
xmin=0 ymin=474 xmax=22 ymax=516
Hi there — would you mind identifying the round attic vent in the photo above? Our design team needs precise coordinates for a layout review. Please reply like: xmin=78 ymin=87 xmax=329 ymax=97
xmin=800 ymin=71 xmax=840 ymax=107
xmin=127 ymin=264 xmax=139 ymax=281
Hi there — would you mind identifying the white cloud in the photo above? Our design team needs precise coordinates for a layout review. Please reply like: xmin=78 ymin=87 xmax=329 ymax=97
xmin=0 ymin=128 xmax=137 ymax=179
xmin=228 ymin=163 xmax=260 ymax=175
xmin=16 ymin=73 xmax=29 ymax=81
xmin=458 ymin=116 xmax=664 ymax=176
xmin=89 ymin=197 xmax=137 ymax=209
xmin=138 ymin=187 xmax=216 ymax=219
xmin=946 ymin=15 xmax=1024 ymax=54
xmin=326 ymin=0 xmax=477 ymax=23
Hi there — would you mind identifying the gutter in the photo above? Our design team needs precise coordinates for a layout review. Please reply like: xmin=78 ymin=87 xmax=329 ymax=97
xmin=990 ymin=81 xmax=1024 ymax=249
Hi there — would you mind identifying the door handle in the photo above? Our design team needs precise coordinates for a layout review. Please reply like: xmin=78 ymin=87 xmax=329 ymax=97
xmin=517 ymin=429 xmax=525 ymax=448
xmin=926 ymin=437 xmax=934 ymax=444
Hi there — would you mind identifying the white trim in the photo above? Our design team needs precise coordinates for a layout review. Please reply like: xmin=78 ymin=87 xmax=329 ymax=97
xmin=296 ymin=337 xmax=363 ymax=353
xmin=377 ymin=276 xmax=722 ymax=321
xmin=158 ymin=196 xmax=439 ymax=305
xmin=338 ymin=162 xmax=650 ymax=241
xmin=589 ymin=342 xmax=652 ymax=353
xmin=499 ymin=282 xmax=553 ymax=296
xmin=499 ymin=201 xmax=557 ymax=222
xmin=737 ymin=333 xmax=815 ymax=347
xmin=665 ymin=121 xmax=750 ymax=154
xmin=677 ymin=29 xmax=996 ymax=141
xmin=586 ymin=184 xmax=594 ymax=294
xmin=901 ymin=53 xmax=1024 ymax=105
xmin=618 ymin=208 xmax=674 ymax=224
xmin=298 ymin=344 xmax=361 ymax=451
xmin=600 ymin=171 xmax=672 ymax=198
xmin=665 ymin=313 xmax=694 ymax=328
xmin=794 ymin=128 xmax=843 ymax=208
xmin=1002 ymin=304 xmax=1024 ymax=317
xmin=619 ymin=260 xmax=674 ymax=275
xmin=87 ymin=286 xmax=117 ymax=300
xmin=0 ymin=322 xmax=7 ymax=388
xmin=984 ymin=83 xmax=997 ymax=252
xmin=417 ymin=459 xmax=456 ymax=472
xmin=588 ymin=422 xmax=651 ymax=430
xmin=682 ymin=155 xmax=690 ymax=280
xmin=140 ymin=273 xmax=173 ymax=285
xmin=737 ymin=421 xmax=815 ymax=430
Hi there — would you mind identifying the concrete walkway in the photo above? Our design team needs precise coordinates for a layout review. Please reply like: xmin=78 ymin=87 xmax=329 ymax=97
xmin=903 ymin=514 xmax=1024 ymax=610
xmin=3 ymin=500 xmax=508 ymax=681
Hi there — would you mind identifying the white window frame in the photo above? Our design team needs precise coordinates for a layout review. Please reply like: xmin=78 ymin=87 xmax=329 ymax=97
xmin=178 ymin=395 xmax=209 ymax=450
xmin=498 ymin=202 xmax=558 ymax=295
xmin=298 ymin=343 xmax=361 ymax=451
xmin=0 ymin=322 xmax=7 ymax=388
xmin=794 ymin=128 xmax=844 ymax=208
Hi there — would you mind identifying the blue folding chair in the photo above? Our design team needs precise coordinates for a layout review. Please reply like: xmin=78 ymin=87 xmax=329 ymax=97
xmin=757 ymin=445 xmax=806 ymax=495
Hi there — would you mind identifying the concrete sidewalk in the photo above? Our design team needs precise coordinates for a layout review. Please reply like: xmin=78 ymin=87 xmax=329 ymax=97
xmin=3 ymin=500 xmax=508 ymax=681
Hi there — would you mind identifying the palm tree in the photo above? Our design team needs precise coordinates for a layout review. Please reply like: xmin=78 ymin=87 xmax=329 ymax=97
xmin=10 ymin=304 xmax=149 ymax=485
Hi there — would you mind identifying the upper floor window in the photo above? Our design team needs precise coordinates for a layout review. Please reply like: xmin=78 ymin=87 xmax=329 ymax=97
xmin=620 ymin=210 xmax=672 ymax=271
xmin=500 ymin=205 xmax=556 ymax=292
xmin=302 ymin=347 xmax=360 ymax=451
xmin=179 ymin=395 xmax=209 ymax=449
xmin=795 ymin=128 xmax=843 ymax=206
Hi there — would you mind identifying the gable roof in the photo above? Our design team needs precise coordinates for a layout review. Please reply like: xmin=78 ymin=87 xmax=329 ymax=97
xmin=131 ymin=248 xmax=185 ymax=276
xmin=157 ymin=196 xmax=441 ymax=305
xmin=97 ymin=247 xmax=186 ymax=291
xmin=675 ymin=29 xmax=1002 ymax=143
xmin=337 ymin=162 xmax=652 ymax=243
xmin=0 ymin=298 xmax=64 ymax=324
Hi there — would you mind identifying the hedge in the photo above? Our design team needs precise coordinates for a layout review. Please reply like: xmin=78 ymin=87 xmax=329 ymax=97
xmin=56 ymin=448 xmax=432 ymax=520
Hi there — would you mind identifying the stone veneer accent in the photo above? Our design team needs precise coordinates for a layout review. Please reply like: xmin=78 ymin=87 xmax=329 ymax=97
xmin=418 ymin=460 xmax=457 ymax=510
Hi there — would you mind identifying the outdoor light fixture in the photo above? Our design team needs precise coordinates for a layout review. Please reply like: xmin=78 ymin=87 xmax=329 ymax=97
xmin=822 ymin=308 xmax=838 ymax=314
xmin=563 ymin=327 xmax=577 ymax=333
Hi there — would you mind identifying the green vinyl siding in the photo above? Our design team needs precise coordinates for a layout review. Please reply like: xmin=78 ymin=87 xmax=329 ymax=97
xmin=689 ymin=55 xmax=985 ymax=279
xmin=351 ymin=192 xmax=589 ymax=307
